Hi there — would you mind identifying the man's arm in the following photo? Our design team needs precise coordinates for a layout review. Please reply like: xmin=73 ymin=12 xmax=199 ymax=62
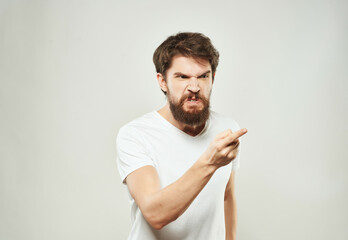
xmin=125 ymin=128 xmax=247 ymax=230
xmin=126 ymin=159 xmax=215 ymax=230
xmin=224 ymin=170 xmax=237 ymax=240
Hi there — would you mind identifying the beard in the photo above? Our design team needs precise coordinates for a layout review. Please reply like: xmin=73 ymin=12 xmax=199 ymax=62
xmin=167 ymin=90 xmax=211 ymax=126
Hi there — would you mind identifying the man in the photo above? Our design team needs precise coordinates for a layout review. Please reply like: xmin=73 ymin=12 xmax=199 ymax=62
xmin=116 ymin=32 xmax=247 ymax=240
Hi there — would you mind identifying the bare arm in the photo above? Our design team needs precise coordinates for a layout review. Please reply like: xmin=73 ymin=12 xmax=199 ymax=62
xmin=126 ymin=128 xmax=247 ymax=230
xmin=126 ymin=158 xmax=216 ymax=230
xmin=224 ymin=171 xmax=237 ymax=240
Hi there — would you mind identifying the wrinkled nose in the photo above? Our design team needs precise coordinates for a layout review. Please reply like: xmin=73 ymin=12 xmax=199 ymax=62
xmin=187 ymin=77 xmax=200 ymax=93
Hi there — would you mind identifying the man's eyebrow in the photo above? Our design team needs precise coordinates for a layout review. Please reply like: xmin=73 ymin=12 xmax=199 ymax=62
xmin=173 ymin=70 xmax=211 ymax=76
xmin=198 ymin=70 xmax=211 ymax=76
xmin=173 ymin=72 xmax=188 ymax=76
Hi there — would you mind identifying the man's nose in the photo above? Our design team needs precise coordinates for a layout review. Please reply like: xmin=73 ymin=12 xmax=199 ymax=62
xmin=187 ymin=77 xmax=200 ymax=93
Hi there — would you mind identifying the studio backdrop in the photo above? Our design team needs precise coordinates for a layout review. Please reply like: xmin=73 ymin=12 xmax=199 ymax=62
xmin=1 ymin=0 xmax=347 ymax=239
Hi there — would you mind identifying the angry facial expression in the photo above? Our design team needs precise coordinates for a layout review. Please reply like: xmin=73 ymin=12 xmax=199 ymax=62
xmin=159 ymin=55 xmax=214 ymax=126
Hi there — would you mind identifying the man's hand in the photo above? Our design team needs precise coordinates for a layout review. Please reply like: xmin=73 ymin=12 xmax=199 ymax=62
xmin=202 ymin=128 xmax=248 ymax=169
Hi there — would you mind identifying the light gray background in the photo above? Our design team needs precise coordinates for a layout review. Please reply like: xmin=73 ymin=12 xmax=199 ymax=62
xmin=1 ymin=0 xmax=347 ymax=239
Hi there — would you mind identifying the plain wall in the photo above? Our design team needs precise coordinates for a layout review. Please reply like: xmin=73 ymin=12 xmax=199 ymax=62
xmin=1 ymin=0 xmax=347 ymax=239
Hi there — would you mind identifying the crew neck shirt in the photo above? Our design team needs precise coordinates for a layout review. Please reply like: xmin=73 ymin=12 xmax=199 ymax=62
xmin=116 ymin=110 xmax=241 ymax=240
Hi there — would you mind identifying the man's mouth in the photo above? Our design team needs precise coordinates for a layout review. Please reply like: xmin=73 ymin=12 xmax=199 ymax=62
xmin=187 ymin=96 xmax=199 ymax=102
xmin=185 ymin=97 xmax=202 ymax=106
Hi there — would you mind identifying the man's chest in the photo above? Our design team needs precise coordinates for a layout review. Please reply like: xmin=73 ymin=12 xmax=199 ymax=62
xmin=140 ymin=129 xmax=231 ymax=191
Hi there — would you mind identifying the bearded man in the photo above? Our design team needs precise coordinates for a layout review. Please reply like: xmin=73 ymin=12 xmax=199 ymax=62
xmin=116 ymin=32 xmax=248 ymax=240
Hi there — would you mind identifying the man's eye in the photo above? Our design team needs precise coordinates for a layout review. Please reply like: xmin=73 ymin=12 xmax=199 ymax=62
xmin=200 ymin=74 xmax=208 ymax=78
xmin=179 ymin=75 xmax=188 ymax=79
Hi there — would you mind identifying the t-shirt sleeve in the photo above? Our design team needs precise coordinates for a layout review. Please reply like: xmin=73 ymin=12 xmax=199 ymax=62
xmin=116 ymin=125 xmax=155 ymax=184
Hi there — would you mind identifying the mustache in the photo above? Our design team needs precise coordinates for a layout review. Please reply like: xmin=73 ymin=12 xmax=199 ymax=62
xmin=179 ymin=93 xmax=209 ymax=106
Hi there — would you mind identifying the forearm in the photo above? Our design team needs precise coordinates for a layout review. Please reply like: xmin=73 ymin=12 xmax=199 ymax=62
xmin=224 ymin=195 xmax=237 ymax=240
xmin=143 ymin=156 xmax=216 ymax=229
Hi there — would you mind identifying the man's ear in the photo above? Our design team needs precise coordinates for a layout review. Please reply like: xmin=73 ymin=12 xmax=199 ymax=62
xmin=212 ymin=72 xmax=215 ymax=84
xmin=157 ymin=73 xmax=168 ymax=93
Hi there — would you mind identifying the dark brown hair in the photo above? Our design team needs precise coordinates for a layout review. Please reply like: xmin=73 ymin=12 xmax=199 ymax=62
xmin=153 ymin=32 xmax=220 ymax=81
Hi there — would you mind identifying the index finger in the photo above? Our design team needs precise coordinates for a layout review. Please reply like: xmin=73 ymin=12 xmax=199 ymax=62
xmin=221 ymin=128 xmax=248 ymax=146
xmin=232 ymin=128 xmax=248 ymax=139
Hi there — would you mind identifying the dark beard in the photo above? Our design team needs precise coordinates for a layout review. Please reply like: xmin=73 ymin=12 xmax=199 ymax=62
xmin=168 ymin=91 xmax=210 ymax=126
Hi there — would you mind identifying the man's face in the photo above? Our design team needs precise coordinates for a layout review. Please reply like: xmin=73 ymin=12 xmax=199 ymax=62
xmin=160 ymin=55 xmax=214 ymax=126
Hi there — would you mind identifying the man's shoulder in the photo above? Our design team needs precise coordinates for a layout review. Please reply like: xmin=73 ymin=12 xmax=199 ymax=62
xmin=117 ymin=111 xmax=158 ymax=139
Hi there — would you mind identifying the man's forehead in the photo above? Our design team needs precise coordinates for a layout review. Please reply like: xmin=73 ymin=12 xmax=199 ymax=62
xmin=168 ymin=55 xmax=211 ymax=74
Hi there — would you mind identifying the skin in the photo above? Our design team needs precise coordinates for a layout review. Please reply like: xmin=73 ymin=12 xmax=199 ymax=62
xmin=125 ymin=55 xmax=248 ymax=239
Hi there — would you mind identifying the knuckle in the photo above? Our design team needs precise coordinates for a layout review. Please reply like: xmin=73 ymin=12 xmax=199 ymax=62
xmin=222 ymin=150 xmax=229 ymax=158
xmin=229 ymin=152 xmax=236 ymax=160
xmin=227 ymin=153 xmax=234 ymax=159
xmin=214 ymin=142 xmax=224 ymax=151
xmin=228 ymin=149 xmax=238 ymax=159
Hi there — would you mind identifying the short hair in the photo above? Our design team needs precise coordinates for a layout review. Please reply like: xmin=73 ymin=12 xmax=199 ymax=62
xmin=153 ymin=32 xmax=220 ymax=81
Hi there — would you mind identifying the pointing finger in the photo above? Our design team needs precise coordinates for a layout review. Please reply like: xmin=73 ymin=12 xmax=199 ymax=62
xmin=221 ymin=128 xmax=248 ymax=146
xmin=233 ymin=128 xmax=248 ymax=139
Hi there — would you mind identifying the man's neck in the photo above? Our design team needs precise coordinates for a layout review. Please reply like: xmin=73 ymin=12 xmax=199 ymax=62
xmin=157 ymin=104 xmax=206 ymax=137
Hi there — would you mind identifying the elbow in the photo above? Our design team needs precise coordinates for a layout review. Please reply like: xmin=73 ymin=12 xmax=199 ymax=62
xmin=150 ymin=221 xmax=165 ymax=230
xmin=143 ymin=210 xmax=177 ymax=230
xmin=140 ymin=199 xmax=180 ymax=230
xmin=144 ymin=216 xmax=164 ymax=230
xmin=145 ymin=214 xmax=170 ymax=230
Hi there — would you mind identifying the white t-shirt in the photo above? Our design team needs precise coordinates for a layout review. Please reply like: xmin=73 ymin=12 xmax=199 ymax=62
xmin=116 ymin=110 xmax=241 ymax=240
